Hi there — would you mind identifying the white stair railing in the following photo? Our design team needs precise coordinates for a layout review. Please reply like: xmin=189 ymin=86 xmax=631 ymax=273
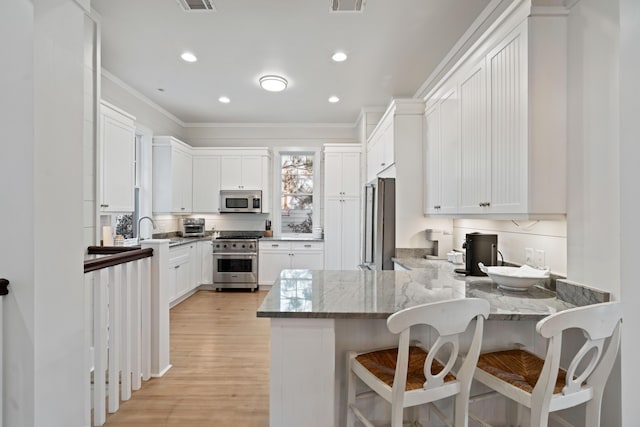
xmin=84 ymin=241 xmax=169 ymax=427
xmin=0 ymin=278 xmax=9 ymax=427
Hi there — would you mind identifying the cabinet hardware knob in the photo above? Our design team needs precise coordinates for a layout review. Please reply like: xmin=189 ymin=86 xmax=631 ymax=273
xmin=101 ymin=204 xmax=109 ymax=208
xmin=272 ymin=244 xmax=279 ymax=247
xmin=381 ymin=163 xmax=385 ymax=166
xmin=174 ymin=266 xmax=180 ymax=269
xmin=304 ymin=244 xmax=311 ymax=248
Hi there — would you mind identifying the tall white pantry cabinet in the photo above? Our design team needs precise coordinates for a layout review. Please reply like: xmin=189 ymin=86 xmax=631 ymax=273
xmin=323 ymin=144 xmax=361 ymax=270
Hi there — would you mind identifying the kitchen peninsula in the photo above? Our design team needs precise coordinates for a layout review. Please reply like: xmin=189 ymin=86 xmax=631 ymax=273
xmin=257 ymin=261 xmax=606 ymax=427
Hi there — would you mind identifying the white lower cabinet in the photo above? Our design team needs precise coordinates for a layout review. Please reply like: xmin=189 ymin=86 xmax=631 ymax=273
xmin=258 ymin=241 xmax=324 ymax=286
xmin=198 ymin=240 xmax=213 ymax=285
xmin=324 ymin=197 xmax=360 ymax=270
xmin=168 ymin=243 xmax=197 ymax=305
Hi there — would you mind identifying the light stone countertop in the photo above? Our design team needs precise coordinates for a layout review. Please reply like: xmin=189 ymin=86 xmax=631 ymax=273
xmin=260 ymin=236 xmax=324 ymax=242
xmin=256 ymin=260 xmax=576 ymax=321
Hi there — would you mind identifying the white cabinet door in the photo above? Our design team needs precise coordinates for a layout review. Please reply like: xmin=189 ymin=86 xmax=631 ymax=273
xmin=325 ymin=151 xmax=361 ymax=198
xmin=324 ymin=152 xmax=344 ymax=197
xmin=341 ymin=152 xmax=361 ymax=197
xmin=153 ymin=137 xmax=193 ymax=215
xmin=240 ymin=156 xmax=263 ymax=190
xmin=291 ymin=242 xmax=324 ymax=270
xmin=323 ymin=197 xmax=359 ymax=270
xmin=438 ymin=86 xmax=459 ymax=214
xmin=100 ymin=104 xmax=135 ymax=213
xmin=424 ymin=105 xmax=441 ymax=214
xmin=259 ymin=247 xmax=291 ymax=286
xmin=199 ymin=240 xmax=213 ymax=285
xmin=488 ymin=28 xmax=528 ymax=214
xmin=172 ymin=148 xmax=193 ymax=213
xmin=340 ymin=197 xmax=361 ymax=270
xmin=193 ymin=156 xmax=221 ymax=213
xmin=220 ymin=156 xmax=243 ymax=190
xmin=459 ymin=61 xmax=489 ymax=213
xmin=220 ymin=155 xmax=263 ymax=190
xmin=323 ymin=198 xmax=343 ymax=270
xmin=167 ymin=264 xmax=178 ymax=303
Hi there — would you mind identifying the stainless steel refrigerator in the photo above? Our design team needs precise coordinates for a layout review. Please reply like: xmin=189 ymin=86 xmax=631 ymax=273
xmin=362 ymin=178 xmax=395 ymax=270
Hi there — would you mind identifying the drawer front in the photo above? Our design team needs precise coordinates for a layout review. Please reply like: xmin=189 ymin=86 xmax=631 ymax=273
xmin=259 ymin=241 xmax=291 ymax=250
xmin=169 ymin=246 xmax=190 ymax=264
xmin=292 ymin=241 xmax=324 ymax=251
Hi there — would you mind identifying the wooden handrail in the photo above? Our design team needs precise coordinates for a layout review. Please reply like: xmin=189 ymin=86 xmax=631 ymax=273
xmin=87 ymin=246 xmax=141 ymax=255
xmin=0 ymin=278 xmax=9 ymax=295
xmin=84 ymin=248 xmax=153 ymax=274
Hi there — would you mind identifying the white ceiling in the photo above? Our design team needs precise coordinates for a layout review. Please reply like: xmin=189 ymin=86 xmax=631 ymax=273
xmin=93 ymin=0 xmax=492 ymax=124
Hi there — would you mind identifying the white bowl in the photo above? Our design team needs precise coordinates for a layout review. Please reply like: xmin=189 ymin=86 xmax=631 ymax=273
xmin=478 ymin=263 xmax=550 ymax=291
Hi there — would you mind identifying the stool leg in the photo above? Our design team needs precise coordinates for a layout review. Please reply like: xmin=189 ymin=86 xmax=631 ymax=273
xmin=346 ymin=352 xmax=356 ymax=427
xmin=505 ymin=399 xmax=521 ymax=427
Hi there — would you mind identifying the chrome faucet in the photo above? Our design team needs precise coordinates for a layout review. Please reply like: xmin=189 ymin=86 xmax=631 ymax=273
xmin=137 ymin=216 xmax=156 ymax=243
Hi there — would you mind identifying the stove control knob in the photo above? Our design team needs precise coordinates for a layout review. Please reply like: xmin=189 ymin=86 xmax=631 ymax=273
xmin=242 ymin=244 xmax=246 ymax=248
xmin=223 ymin=244 xmax=227 ymax=249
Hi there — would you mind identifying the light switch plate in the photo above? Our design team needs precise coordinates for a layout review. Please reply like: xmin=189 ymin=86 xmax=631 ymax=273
xmin=535 ymin=249 xmax=545 ymax=268
xmin=525 ymin=248 xmax=534 ymax=266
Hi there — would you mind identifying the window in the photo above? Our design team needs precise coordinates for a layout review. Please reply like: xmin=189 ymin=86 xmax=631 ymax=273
xmin=280 ymin=152 xmax=317 ymax=235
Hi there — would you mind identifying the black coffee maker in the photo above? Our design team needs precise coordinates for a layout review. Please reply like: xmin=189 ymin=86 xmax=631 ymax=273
xmin=455 ymin=232 xmax=498 ymax=276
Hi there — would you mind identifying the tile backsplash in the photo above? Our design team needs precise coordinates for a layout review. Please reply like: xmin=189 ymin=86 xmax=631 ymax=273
xmin=154 ymin=213 xmax=270 ymax=234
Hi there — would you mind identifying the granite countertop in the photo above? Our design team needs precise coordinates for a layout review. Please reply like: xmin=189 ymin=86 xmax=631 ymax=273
xmin=260 ymin=236 xmax=324 ymax=242
xmin=256 ymin=261 xmax=577 ymax=321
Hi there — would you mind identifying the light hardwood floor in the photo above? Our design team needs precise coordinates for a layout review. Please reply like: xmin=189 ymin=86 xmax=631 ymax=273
xmin=103 ymin=290 xmax=270 ymax=427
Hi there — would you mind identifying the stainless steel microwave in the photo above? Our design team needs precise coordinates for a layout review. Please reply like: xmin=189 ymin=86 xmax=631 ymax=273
xmin=219 ymin=190 xmax=262 ymax=213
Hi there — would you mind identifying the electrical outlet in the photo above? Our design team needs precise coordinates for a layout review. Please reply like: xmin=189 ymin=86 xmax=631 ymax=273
xmin=525 ymin=248 xmax=534 ymax=266
xmin=535 ymin=249 xmax=545 ymax=268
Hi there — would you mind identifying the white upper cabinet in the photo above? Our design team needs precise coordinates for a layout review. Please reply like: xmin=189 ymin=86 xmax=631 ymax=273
xmin=153 ymin=136 xmax=193 ymax=214
xmin=192 ymin=155 xmax=221 ymax=213
xmin=220 ymin=155 xmax=263 ymax=190
xmin=458 ymin=61 xmax=489 ymax=214
xmin=324 ymin=149 xmax=361 ymax=198
xmin=423 ymin=2 xmax=567 ymax=218
xmin=99 ymin=101 xmax=135 ymax=213
xmin=424 ymin=88 xmax=458 ymax=215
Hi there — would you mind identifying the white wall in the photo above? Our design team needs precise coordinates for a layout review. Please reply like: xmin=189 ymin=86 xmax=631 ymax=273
xmin=101 ymin=70 xmax=186 ymax=140
xmin=0 ymin=1 xmax=87 ymax=426
xmin=619 ymin=0 xmax=639 ymax=425
xmin=565 ymin=1 xmax=621 ymax=425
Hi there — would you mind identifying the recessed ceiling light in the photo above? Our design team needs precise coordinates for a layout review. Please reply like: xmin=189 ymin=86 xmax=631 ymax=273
xmin=218 ymin=96 xmax=230 ymax=103
xmin=329 ymin=96 xmax=340 ymax=103
xmin=181 ymin=52 xmax=198 ymax=62
xmin=259 ymin=75 xmax=288 ymax=92
xmin=332 ymin=52 xmax=348 ymax=62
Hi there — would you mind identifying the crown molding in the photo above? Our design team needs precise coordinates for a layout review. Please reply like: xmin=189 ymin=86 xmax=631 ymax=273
xmin=413 ymin=0 xmax=507 ymax=99
xmin=183 ymin=122 xmax=356 ymax=129
xmin=101 ymin=68 xmax=186 ymax=127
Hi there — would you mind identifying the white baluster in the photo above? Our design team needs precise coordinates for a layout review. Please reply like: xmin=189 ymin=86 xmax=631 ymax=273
xmin=108 ymin=265 xmax=121 ymax=413
xmin=131 ymin=260 xmax=142 ymax=391
xmin=93 ymin=269 xmax=108 ymax=426
xmin=141 ymin=257 xmax=151 ymax=381
xmin=120 ymin=263 xmax=132 ymax=401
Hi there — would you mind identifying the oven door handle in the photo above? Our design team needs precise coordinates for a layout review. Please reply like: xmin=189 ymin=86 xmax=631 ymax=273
xmin=212 ymin=253 xmax=257 ymax=257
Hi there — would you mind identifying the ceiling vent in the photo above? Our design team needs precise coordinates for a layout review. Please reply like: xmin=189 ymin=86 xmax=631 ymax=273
xmin=176 ymin=0 xmax=216 ymax=12
xmin=330 ymin=0 xmax=365 ymax=13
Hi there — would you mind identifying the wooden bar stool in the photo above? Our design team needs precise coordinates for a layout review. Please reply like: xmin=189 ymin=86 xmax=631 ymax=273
xmin=472 ymin=301 xmax=622 ymax=427
xmin=346 ymin=298 xmax=490 ymax=427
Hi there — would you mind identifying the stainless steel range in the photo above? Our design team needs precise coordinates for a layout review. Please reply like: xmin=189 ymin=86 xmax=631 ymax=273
xmin=212 ymin=231 xmax=262 ymax=291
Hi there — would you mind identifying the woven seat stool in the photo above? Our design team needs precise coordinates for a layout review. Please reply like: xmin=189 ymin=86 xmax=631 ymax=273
xmin=346 ymin=298 xmax=490 ymax=427
xmin=472 ymin=302 xmax=622 ymax=427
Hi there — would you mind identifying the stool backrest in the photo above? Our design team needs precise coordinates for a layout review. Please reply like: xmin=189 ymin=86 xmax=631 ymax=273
xmin=534 ymin=302 xmax=622 ymax=407
xmin=387 ymin=298 xmax=490 ymax=395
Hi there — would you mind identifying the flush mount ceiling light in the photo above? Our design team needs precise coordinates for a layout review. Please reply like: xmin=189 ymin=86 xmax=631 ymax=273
xmin=218 ymin=96 xmax=230 ymax=103
xmin=259 ymin=75 xmax=288 ymax=92
xmin=331 ymin=52 xmax=348 ymax=62
xmin=328 ymin=96 xmax=340 ymax=103
xmin=180 ymin=52 xmax=198 ymax=62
